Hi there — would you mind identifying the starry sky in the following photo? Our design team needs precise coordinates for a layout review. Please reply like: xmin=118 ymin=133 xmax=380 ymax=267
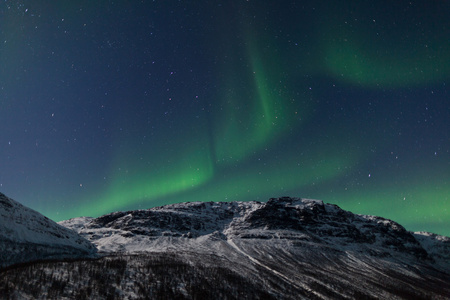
xmin=1 ymin=1 xmax=449 ymax=236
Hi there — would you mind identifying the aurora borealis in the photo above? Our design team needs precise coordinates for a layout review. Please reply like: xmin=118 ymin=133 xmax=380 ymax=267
xmin=1 ymin=1 xmax=449 ymax=236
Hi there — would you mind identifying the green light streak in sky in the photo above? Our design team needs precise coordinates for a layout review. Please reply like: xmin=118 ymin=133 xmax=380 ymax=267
xmin=324 ymin=185 xmax=450 ymax=237
xmin=319 ymin=4 xmax=450 ymax=88
xmin=132 ymin=145 xmax=356 ymax=210
xmin=323 ymin=37 xmax=450 ymax=88
xmin=62 ymin=131 xmax=357 ymax=220
xmin=248 ymin=45 xmax=278 ymax=129
xmin=212 ymin=66 xmax=281 ymax=164
xmin=213 ymin=29 xmax=308 ymax=165
xmin=41 ymin=3 xmax=449 ymax=238
xmin=308 ymin=167 xmax=450 ymax=237
xmin=72 ymin=140 xmax=215 ymax=218
xmin=186 ymin=138 xmax=356 ymax=204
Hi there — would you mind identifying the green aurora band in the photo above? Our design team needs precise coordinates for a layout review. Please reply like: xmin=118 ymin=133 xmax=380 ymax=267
xmin=319 ymin=2 xmax=450 ymax=88
xmin=37 ymin=2 xmax=449 ymax=237
xmin=72 ymin=134 xmax=216 ymax=218
xmin=66 ymin=19 xmax=332 ymax=218
xmin=314 ymin=180 xmax=449 ymax=236
xmin=213 ymin=36 xmax=301 ymax=165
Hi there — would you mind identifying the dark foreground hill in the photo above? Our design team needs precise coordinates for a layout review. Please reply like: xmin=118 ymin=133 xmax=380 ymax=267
xmin=1 ymin=196 xmax=449 ymax=299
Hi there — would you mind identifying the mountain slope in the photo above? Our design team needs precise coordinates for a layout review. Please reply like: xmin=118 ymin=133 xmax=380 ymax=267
xmin=61 ymin=197 xmax=447 ymax=264
xmin=0 ymin=192 xmax=97 ymax=268
xmin=1 ymin=196 xmax=448 ymax=299
xmin=53 ymin=196 xmax=449 ymax=299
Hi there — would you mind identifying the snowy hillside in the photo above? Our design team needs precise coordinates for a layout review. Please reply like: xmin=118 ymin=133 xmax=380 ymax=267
xmin=1 ymin=196 xmax=448 ymax=299
xmin=61 ymin=197 xmax=448 ymax=265
xmin=49 ymin=196 xmax=449 ymax=299
xmin=0 ymin=192 xmax=97 ymax=268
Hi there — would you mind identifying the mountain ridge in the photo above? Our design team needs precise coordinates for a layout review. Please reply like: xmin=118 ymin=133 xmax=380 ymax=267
xmin=60 ymin=197 xmax=448 ymax=266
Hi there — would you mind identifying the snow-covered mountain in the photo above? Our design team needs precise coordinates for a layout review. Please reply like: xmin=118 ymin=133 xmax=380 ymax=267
xmin=51 ymin=196 xmax=449 ymax=299
xmin=1 ymin=196 xmax=449 ymax=299
xmin=0 ymin=192 xmax=96 ymax=268
xmin=61 ymin=197 xmax=448 ymax=264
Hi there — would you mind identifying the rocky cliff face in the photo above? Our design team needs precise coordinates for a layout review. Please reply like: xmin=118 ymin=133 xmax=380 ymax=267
xmin=0 ymin=192 xmax=96 ymax=268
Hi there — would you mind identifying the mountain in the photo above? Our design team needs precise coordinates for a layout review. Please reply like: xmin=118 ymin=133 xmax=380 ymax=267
xmin=61 ymin=197 xmax=448 ymax=264
xmin=1 ymin=196 xmax=449 ymax=299
xmin=0 ymin=192 xmax=96 ymax=268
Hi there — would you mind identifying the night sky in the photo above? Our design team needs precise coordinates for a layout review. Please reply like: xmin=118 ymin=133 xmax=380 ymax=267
xmin=1 ymin=1 xmax=449 ymax=236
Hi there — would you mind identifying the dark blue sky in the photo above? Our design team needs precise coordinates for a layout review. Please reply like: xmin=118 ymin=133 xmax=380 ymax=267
xmin=1 ymin=1 xmax=449 ymax=236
